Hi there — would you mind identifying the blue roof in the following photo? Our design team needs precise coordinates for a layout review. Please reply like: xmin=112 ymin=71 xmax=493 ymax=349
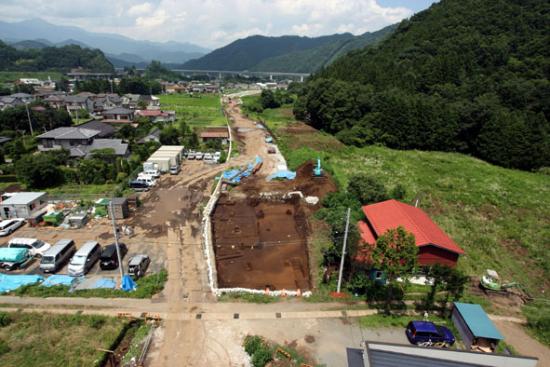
xmin=453 ymin=302 xmax=504 ymax=340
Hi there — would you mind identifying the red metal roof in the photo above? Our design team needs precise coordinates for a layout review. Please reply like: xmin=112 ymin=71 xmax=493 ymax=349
xmin=359 ymin=199 xmax=464 ymax=255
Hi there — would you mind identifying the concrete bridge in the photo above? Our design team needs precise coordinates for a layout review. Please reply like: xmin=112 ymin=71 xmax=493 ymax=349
xmin=117 ymin=67 xmax=310 ymax=81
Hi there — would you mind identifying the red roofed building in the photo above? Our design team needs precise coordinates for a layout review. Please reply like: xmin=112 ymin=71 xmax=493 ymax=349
xmin=358 ymin=199 xmax=464 ymax=267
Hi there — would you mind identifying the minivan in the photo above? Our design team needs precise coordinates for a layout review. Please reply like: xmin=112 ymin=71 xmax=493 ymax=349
xmin=8 ymin=237 xmax=51 ymax=257
xmin=136 ymin=174 xmax=156 ymax=187
xmin=129 ymin=180 xmax=150 ymax=191
xmin=100 ymin=243 xmax=128 ymax=270
xmin=0 ymin=218 xmax=25 ymax=236
xmin=169 ymin=165 xmax=181 ymax=175
xmin=68 ymin=241 xmax=102 ymax=276
xmin=405 ymin=321 xmax=455 ymax=347
xmin=40 ymin=239 xmax=76 ymax=273
xmin=143 ymin=168 xmax=161 ymax=178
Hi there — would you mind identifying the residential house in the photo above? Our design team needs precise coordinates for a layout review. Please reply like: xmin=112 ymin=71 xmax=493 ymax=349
xmin=122 ymin=94 xmax=141 ymax=109
xmin=66 ymin=70 xmax=112 ymax=81
xmin=43 ymin=94 xmax=66 ymax=109
xmin=357 ymin=199 xmax=464 ymax=267
xmin=135 ymin=109 xmax=176 ymax=123
xmin=140 ymin=95 xmax=160 ymax=109
xmin=63 ymin=95 xmax=94 ymax=114
xmin=0 ymin=192 xmax=48 ymax=220
xmin=75 ymin=120 xmax=115 ymax=138
xmin=37 ymin=127 xmax=128 ymax=158
xmin=190 ymin=83 xmax=219 ymax=93
xmin=0 ymin=93 xmax=34 ymax=110
xmin=200 ymin=127 xmax=230 ymax=145
xmin=92 ymin=94 xmax=122 ymax=114
xmin=346 ymin=341 xmax=538 ymax=367
xmin=102 ymin=107 xmax=135 ymax=124
xmin=138 ymin=128 xmax=161 ymax=144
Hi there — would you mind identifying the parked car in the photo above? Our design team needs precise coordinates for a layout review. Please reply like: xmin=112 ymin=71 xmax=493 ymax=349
xmin=204 ymin=153 xmax=213 ymax=161
xmin=68 ymin=241 xmax=102 ymax=276
xmin=40 ymin=239 xmax=76 ymax=273
xmin=214 ymin=151 xmax=221 ymax=160
xmin=195 ymin=152 xmax=204 ymax=160
xmin=405 ymin=321 xmax=455 ymax=347
xmin=8 ymin=238 xmax=51 ymax=257
xmin=99 ymin=243 xmax=128 ymax=270
xmin=127 ymin=254 xmax=151 ymax=279
xmin=187 ymin=151 xmax=196 ymax=160
xmin=143 ymin=168 xmax=161 ymax=178
xmin=136 ymin=174 xmax=157 ymax=187
xmin=169 ymin=165 xmax=181 ymax=175
xmin=0 ymin=218 xmax=25 ymax=236
xmin=0 ymin=248 xmax=32 ymax=270
xmin=129 ymin=180 xmax=150 ymax=191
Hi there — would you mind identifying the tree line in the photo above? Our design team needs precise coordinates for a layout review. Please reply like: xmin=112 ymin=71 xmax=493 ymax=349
xmin=295 ymin=0 xmax=549 ymax=171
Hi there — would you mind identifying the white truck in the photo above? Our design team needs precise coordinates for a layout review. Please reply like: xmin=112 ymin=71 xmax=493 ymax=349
xmin=142 ymin=162 xmax=161 ymax=178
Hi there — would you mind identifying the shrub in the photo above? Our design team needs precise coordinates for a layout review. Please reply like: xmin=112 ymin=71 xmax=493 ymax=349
xmin=0 ymin=312 xmax=11 ymax=327
xmin=347 ymin=174 xmax=388 ymax=204
xmin=0 ymin=339 xmax=10 ymax=355
xmin=251 ymin=347 xmax=272 ymax=367
xmin=244 ymin=335 xmax=263 ymax=355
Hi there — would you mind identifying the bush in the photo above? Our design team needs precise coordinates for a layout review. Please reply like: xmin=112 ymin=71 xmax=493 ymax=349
xmin=0 ymin=312 xmax=11 ymax=327
xmin=251 ymin=347 xmax=272 ymax=367
xmin=0 ymin=339 xmax=10 ymax=355
xmin=244 ymin=335 xmax=263 ymax=355
xmin=347 ymin=174 xmax=388 ymax=204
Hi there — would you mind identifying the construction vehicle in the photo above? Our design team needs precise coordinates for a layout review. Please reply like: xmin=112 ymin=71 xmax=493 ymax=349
xmin=480 ymin=269 xmax=519 ymax=292
xmin=313 ymin=158 xmax=323 ymax=177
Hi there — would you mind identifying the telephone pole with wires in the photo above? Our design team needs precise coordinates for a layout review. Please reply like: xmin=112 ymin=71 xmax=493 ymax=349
xmin=336 ymin=207 xmax=351 ymax=294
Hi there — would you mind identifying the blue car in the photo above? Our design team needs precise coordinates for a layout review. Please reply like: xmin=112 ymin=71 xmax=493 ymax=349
xmin=406 ymin=321 xmax=455 ymax=347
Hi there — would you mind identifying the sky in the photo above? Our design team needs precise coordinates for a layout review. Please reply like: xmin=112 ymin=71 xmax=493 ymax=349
xmin=0 ymin=0 xmax=439 ymax=48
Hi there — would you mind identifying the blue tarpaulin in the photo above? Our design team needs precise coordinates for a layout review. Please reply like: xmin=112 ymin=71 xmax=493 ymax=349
xmin=266 ymin=170 xmax=297 ymax=181
xmin=223 ymin=156 xmax=263 ymax=185
xmin=93 ymin=278 xmax=117 ymax=289
xmin=121 ymin=275 xmax=136 ymax=292
xmin=41 ymin=275 xmax=79 ymax=287
xmin=0 ymin=274 xmax=43 ymax=293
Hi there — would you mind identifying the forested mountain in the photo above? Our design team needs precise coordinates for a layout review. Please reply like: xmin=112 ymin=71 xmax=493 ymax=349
xmin=250 ymin=25 xmax=396 ymax=73
xmin=0 ymin=41 xmax=114 ymax=72
xmin=182 ymin=27 xmax=394 ymax=72
xmin=296 ymin=0 xmax=550 ymax=170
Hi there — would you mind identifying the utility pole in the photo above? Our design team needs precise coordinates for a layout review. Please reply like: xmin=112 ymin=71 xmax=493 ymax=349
xmin=25 ymin=103 xmax=33 ymax=135
xmin=336 ymin=207 xmax=351 ymax=293
xmin=109 ymin=200 xmax=124 ymax=285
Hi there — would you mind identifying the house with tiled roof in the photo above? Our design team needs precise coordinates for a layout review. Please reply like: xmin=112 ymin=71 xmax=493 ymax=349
xmin=357 ymin=199 xmax=464 ymax=267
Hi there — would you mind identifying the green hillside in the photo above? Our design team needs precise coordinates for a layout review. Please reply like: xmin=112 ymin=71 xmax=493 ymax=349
xmin=0 ymin=40 xmax=114 ymax=72
xmin=251 ymin=25 xmax=396 ymax=73
xmin=244 ymin=98 xmax=550 ymax=299
xmin=296 ymin=0 xmax=550 ymax=171
xmin=183 ymin=27 xmax=395 ymax=73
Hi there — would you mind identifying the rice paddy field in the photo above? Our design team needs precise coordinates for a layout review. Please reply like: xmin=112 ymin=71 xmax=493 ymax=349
xmin=158 ymin=93 xmax=226 ymax=128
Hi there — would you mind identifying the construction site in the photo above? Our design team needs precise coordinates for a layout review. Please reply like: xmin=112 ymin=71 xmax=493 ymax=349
xmin=211 ymin=161 xmax=336 ymax=291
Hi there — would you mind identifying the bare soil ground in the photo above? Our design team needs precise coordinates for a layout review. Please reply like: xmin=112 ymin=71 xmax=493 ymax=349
xmin=494 ymin=320 xmax=550 ymax=367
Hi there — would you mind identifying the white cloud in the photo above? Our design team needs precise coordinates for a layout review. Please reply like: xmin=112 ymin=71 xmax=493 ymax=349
xmin=0 ymin=0 xmax=420 ymax=47
xmin=128 ymin=2 xmax=153 ymax=16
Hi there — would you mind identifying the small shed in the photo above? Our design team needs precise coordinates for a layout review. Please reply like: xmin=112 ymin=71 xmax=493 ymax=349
xmin=0 ymin=192 xmax=47 ymax=220
xmin=108 ymin=198 xmax=129 ymax=220
xmin=452 ymin=302 xmax=504 ymax=352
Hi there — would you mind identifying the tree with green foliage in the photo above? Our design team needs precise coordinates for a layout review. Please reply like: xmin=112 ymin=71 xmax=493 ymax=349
xmin=260 ymin=90 xmax=279 ymax=109
xmin=16 ymin=153 xmax=64 ymax=188
xmin=371 ymin=227 xmax=418 ymax=313
xmin=425 ymin=264 xmax=469 ymax=312
xmin=347 ymin=174 xmax=388 ymax=205
xmin=160 ymin=126 xmax=180 ymax=145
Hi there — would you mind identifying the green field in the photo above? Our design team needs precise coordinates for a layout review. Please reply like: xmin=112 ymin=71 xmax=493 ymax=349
xmin=246 ymin=98 xmax=550 ymax=299
xmin=0 ymin=312 xmax=127 ymax=367
xmin=158 ymin=93 xmax=226 ymax=128
xmin=0 ymin=71 xmax=63 ymax=84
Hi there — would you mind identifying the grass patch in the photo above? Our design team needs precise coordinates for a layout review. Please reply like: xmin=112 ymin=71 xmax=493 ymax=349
xmin=157 ymin=93 xmax=226 ymax=128
xmin=359 ymin=313 xmax=453 ymax=329
xmin=217 ymin=292 xmax=280 ymax=304
xmin=121 ymin=322 xmax=151 ymax=365
xmin=0 ymin=311 xmax=127 ymax=367
xmin=12 ymin=270 xmax=168 ymax=299
xmin=45 ymin=183 xmax=120 ymax=199
xmin=522 ymin=301 xmax=550 ymax=347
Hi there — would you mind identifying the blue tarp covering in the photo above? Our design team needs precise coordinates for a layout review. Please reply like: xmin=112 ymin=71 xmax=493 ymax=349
xmin=223 ymin=156 xmax=263 ymax=185
xmin=266 ymin=170 xmax=297 ymax=181
xmin=41 ymin=275 xmax=78 ymax=287
xmin=121 ymin=275 xmax=136 ymax=292
xmin=93 ymin=278 xmax=117 ymax=289
xmin=0 ymin=274 xmax=43 ymax=293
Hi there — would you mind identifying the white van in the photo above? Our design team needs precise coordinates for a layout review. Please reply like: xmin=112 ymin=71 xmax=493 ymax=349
xmin=68 ymin=241 xmax=102 ymax=276
xmin=143 ymin=168 xmax=160 ymax=178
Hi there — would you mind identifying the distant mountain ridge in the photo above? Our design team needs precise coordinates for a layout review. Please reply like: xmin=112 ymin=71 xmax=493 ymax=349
xmin=182 ymin=25 xmax=396 ymax=73
xmin=0 ymin=18 xmax=209 ymax=65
